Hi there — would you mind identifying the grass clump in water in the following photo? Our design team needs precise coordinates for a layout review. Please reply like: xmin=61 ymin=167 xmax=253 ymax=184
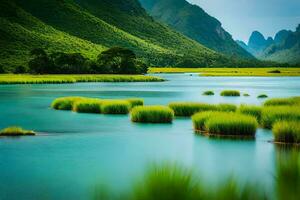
xmin=261 ymin=106 xmax=300 ymax=129
xmin=220 ymin=90 xmax=240 ymax=97
xmin=168 ymin=102 xmax=217 ymax=117
xmin=51 ymin=96 xmax=85 ymax=110
xmin=273 ymin=121 xmax=300 ymax=144
xmin=238 ymin=105 xmax=262 ymax=122
xmin=73 ymin=99 xmax=103 ymax=113
xmin=0 ymin=126 xmax=36 ymax=136
xmin=101 ymin=100 xmax=131 ymax=114
xmin=243 ymin=93 xmax=250 ymax=97
xmin=257 ymin=94 xmax=268 ymax=98
xmin=217 ymin=104 xmax=237 ymax=112
xmin=202 ymin=91 xmax=214 ymax=96
xmin=264 ymin=97 xmax=300 ymax=106
xmin=192 ymin=112 xmax=258 ymax=137
xmin=131 ymin=106 xmax=174 ymax=123
xmin=126 ymin=98 xmax=144 ymax=108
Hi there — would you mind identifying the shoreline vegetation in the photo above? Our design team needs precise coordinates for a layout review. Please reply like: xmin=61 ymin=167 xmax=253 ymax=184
xmin=148 ymin=67 xmax=300 ymax=76
xmin=0 ymin=127 xmax=36 ymax=136
xmin=0 ymin=74 xmax=164 ymax=84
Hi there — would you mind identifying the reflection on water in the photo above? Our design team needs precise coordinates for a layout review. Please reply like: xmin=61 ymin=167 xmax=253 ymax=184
xmin=0 ymin=74 xmax=299 ymax=199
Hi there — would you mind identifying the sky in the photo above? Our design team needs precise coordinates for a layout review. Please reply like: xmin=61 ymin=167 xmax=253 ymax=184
xmin=188 ymin=0 xmax=300 ymax=43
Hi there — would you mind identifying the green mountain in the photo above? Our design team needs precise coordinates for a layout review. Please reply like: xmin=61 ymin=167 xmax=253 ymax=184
xmin=139 ymin=0 xmax=253 ymax=59
xmin=1 ymin=0 xmax=238 ymax=71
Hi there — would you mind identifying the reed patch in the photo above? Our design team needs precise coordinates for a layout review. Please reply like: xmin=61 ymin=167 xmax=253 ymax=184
xmin=273 ymin=121 xmax=300 ymax=145
xmin=101 ymin=100 xmax=131 ymax=114
xmin=238 ymin=105 xmax=262 ymax=122
xmin=264 ymin=97 xmax=300 ymax=106
xmin=220 ymin=90 xmax=240 ymax=96
xmin=131 ymin=106 xmax=174 ymax=123
xmin=0 ymin=126 xmax=36 ymax=136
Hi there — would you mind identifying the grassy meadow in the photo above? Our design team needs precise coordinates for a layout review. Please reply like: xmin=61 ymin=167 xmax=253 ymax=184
xmin=148 ymin=67 xmax=300 ymax=76
xmin=0 ymin=74 xmax=164 ymax=84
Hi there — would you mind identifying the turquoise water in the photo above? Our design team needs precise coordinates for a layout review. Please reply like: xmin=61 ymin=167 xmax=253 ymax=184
xmin=0 ymin=74 xmax=299 ymax=199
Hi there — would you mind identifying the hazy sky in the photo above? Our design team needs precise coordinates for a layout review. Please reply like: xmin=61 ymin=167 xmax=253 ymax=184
xmin=188 ymin=0 xmax=300 ymax=43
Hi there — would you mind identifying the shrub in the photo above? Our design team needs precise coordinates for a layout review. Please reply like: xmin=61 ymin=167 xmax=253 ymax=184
xmin=73 ymin=99 xmax=103 ymax=113
xmin=205 ymin=113 xmax=258 ymax=137
xmin=51 ymin=96 xmax=86 ymax=110
xmin=273 ymin=121 xmax=300 ymax=144
xmin=202 ymin=91 xmax=214 ymax=96
xmin=261 ymin=106 xmax=300 ymax=129
xmin=238 ymin=105 xmax=262 ymax=122
xmin=257 ymin=94 xmax=268 ymax=98
xmin=101 ymin=100 xmax=131 ymax=114
xmin=168 ymin=102 xmax=217 ymax=117
xmin=217 ymin=104 xmax=237 ymax=112
xmin=220 ymin=90 xmax=240 ymax=97
xmin=0 ymin=126 xmax=36 ymax=136
xmin=264 ymin=97 xmax=300 ymax=106
xmin=131 ymin=106 xmax=174 ymax=123
xmin=126 ymin=98 xmax=144 ymax=108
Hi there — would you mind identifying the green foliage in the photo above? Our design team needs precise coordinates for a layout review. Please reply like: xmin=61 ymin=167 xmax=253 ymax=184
xmin=202 ymin=91 xmax=214 ymax=96
xmin=220 ymin=90 xmax=241 ymax=97
xmin=238 ymin=105 xmax=262 ymax=122
xmin=0 ymin=74 xmax=164 ymax=84
xmin=0 ymin=126 xmax=35 ymax=136
xmin=168 ymin=102 xmax=218 ymax=117
xmin=73 ymin=99 xmax=103 ymax=113
xmin=257 ymin=94 xmax=268 ymax=98
xmin=131 ymin=106 xmax=174 ymax=123
xmin=192 ymin=111 xmax=221 ymax=131
xmin=264 ymin=97 xmax=300 ymax=106
xmin=126 ymin=98 xmax=144 ymax=108
xmin=51 ymin=96 xmax=85 ymax=110
xmin=101 ymin=100 xmax=131 ymax=114
xmin=261 ymin=106 xmax=300 ymax=129
xmin=217 ymin=104 xmax=237 ymax=112
xmin=273 ymin=121 xmax=300 ymax=144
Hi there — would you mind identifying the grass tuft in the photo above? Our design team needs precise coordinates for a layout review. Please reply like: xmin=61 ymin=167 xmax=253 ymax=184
xmin=273 ymin=121 xmax=300 ymax=144
xmin=202 ymin=91 xmax=214 ymax=96
xmin=131 ymin=106 xmax=174 ymax=123
xmin=168 ymin=102 xmax=218 ymax=117
xmin=101 ymin=100 xmax=131 ymax=114
xmin=238 ymin=105 xmax=262 ymax=122
xmin=264 ymin=97 xmax=300 ymax=106
xmin=217 ymin=104 xmax=237 ymax=112
xmin=73 ymin=99 xmax=103 ymax=113
xmin=257 ymin=94 xmax=268 ymax=98
xmin=220 ymin=90 xmax=240 ymax=97
xmin=261 ymin=106 xmax=300 ymax=129
xmin=51 ymin=96 xmax=85 ymax=110
xmin=0 ymin=126 xmax=36 ymax=136
xmin=243 ymin=93 xmax=250 ymax=97
xmin=126 ymin=98 xmax=144 ymax=108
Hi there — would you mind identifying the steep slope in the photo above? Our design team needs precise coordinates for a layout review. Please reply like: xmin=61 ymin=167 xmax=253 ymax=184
xmin=139 ymin=0 xmax=253 ymax=59
xmin=11 ymin=0 xmax=226 ymax=67
xmin=0 ymin=0 xmax=105 ymax=71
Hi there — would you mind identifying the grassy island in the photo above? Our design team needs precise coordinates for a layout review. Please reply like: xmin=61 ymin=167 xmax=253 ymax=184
xmin=273 ymin=121 xmax=300 ymax=145
xmin=220 ymin=90 xmax=240 ymax=97
xmin=257 ymin=94 xmax=268 ymax=98
xmin=202 ymin=91 xmax=214 ymax=96
xmin=238 ymin=105 xmax=262 ymax=122
xmin=131 ymin=106 xmax=174 ymax=123
xmin=0 ymin=127 xmax=36 ymax=136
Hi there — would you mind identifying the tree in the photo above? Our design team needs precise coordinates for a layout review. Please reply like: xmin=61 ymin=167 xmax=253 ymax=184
xmin=14 ymin=65 xmax=28 ymax=74
xmin=29 ymin=48 xmax=53 ymax=74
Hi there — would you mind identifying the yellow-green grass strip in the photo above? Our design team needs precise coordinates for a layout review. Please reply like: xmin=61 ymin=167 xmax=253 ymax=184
xmin=261 ymin=106 xmax=300 ymax=129
xmin=264 ymin=97 xmax=300 ymax=106
xmin=131 ymin=105 xmax=174 ymax=123
xmin=217 ymin=104 xmax=237 ymax=112
xmin=148 ymin=67 xmax=300 ymax=76
xmin=238 ymin=105 xmax=262 ymax=123
xmin=0 ymin=126 xmax=36 ymax=136
xmin=168 ymin=102 xmax=218 ymax=117
xmin=72 ymin=99 xmax=103 ymax=113
xmin=51 ymin=96 xmax=87 ymax=110
xmin=126 ymin=98 xmax=144 ymax=108
xmin=273 ymin=121 xmax=300 ymax=145
xmin=101 ymin=100 xmax=131 ymax=114
xmin=0 ymin=74 xmax=164 ymax=84
xmin=220 ymin=90 xmax=240 ymax=97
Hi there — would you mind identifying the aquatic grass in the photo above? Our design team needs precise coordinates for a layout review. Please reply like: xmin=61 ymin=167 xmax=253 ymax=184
xmin=202 ymin=91 xmax=214 ymax=96
xmin=243 ymin=93 xmax=250 ymax=97
xmin=131 ymin=106 xmax=174 ymax=123
xmin=257 ymin=94 xmax=268 ymax=98
xmin=192 ymin=111 xmax=222 ymax=131
xmin=261 ymin=106 xmax=300 ymax=129
xmin=273 ymin=121 xmax=300 ymax=144
xmin=51 ymin=96 xmax=86 ymax=110
xmin=205 ymin=113 xmax=258 ymax=137
xmin=217 ymin=104 xmax=237 ymax=112
xmin=238 ymin=105 xmax=262 ymax=122
xmin=168 ymin=102 xmax=218 ymax=117
xmin=220 ymin=90 xmax=240 ymax=97
xmin=0 ymin=74 xmax=165 ymax=84
xmin=126 ymin=98 xmax=144 ymax=108
xmin=73 ymin=99 xmax=103 ymax=113
xmin=264 ymin=97 xmax=300 ymax=106
xmin=101 ymin=100 xmax=131 ymax=114
xmin=0 ymin=126 xmax=35 ymax=136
